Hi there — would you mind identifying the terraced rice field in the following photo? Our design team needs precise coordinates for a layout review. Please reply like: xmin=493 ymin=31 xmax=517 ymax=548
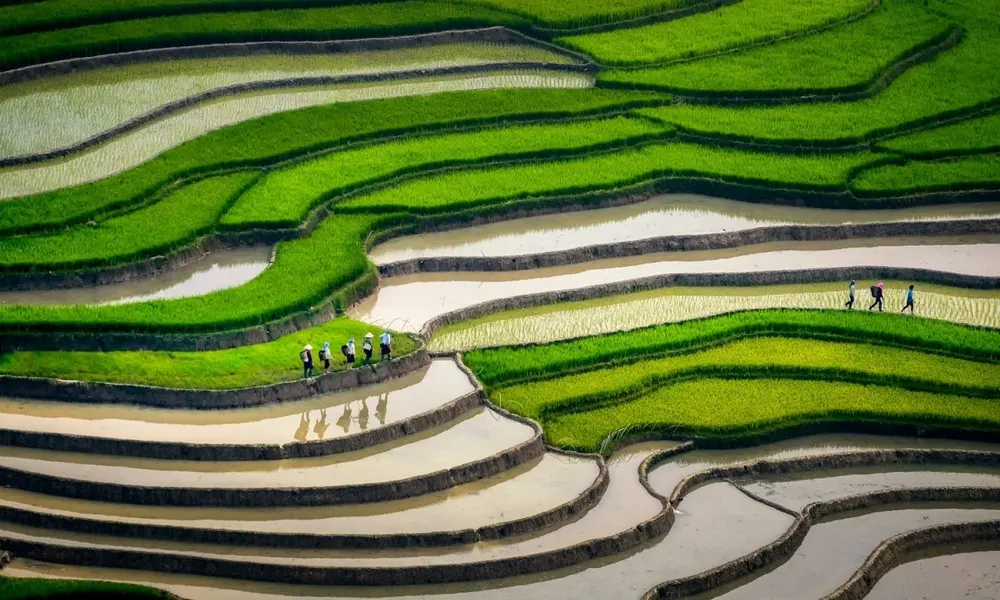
xmin=2 ymin=0 xmax=1000 ymax=598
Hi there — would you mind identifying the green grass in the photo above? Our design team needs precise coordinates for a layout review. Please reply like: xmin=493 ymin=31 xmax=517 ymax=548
xmin=0 ymin=2 xmax=530 ymax=72
xmin=879 ymin=112 xmax=1000 ymax=155
xmin=490 ymin=337 xmax=1000 ymax=420
xmin=0 ymin=88 xmax=663 ymax=235
xmin=0 ymin=575 xmax=169 ymax=600
xmin=557 ymin=0 xmax=872 ymax=66
xmin=637 ymin=18 xmax=1000 ymax=145
xmin=543 ymin=377 xmax=1000 ymax=451
xmin=0 ymin=213 xmax=380 ymax=332
xmin=852 ymin=154 xmax=1000 ymax=195
xmin=0 ymin=171 xmax=258 ymax=270
xmin=0 ymin=318 xmax=418 ymax=389
xmin=339 ymin=140 xmax=881 ymax=212
xmin=462 ymin=309 xmax=1000 ymax=387
xmin=222 ymin=115 xmax=669 ymax=229
xmin=459 ymin=0 xmax=696 ymax=28
xmin=599 ymin=0 xmax=952 ymax=94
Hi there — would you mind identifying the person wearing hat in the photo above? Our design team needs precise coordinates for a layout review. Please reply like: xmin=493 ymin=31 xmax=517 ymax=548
xmin=300 ymin=344 xmax=314 ymax=378
xmin=345 ymin=338 xmax=356 ymax=370
xmin=844 ymin=279 xmax=855 ymax=310
xmin=868 ymin=281 xmax=885 ymax=312
xmin=362 ymin=332 xmax=375 ymax=368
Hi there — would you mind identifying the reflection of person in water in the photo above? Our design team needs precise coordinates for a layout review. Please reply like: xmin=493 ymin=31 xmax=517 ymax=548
xmin=358 ymin=398 xmax=370 ymax=431
xmin=336 ymin=403 xmax=353 ymax=434
xmin=294 ymin=412 xmax=311 ymax=442
xmin=376 ymin=393 xmax=388 ymax=425
xmin=314 ymin=408 xmax=330 ymax=440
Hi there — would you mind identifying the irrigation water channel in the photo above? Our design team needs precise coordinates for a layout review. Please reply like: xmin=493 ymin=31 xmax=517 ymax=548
xmin=3 ymin=433 xmax=999 ymax=599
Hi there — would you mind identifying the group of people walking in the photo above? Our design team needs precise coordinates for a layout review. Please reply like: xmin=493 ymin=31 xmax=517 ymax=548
xmin=844 ymin=280 xmax=916 ymax=313
xmin=299 ymin=330 xmax=392 ymax=378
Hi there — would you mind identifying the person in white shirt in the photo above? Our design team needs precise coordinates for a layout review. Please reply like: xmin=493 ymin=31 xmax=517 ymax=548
xmin=380 ymin=330 xmax=392 ymax=361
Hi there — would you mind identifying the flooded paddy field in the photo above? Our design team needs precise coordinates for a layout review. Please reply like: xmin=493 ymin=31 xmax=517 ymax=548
xmin=0 ymin=359 xmax=473 ymax=445
xmin=370 ymin=194 xmax=1000 ymax=265
xmin=354 ymin=237 xmax=1000 ymax=334
xmin=429 ymin=281 xmax=1000 ymax=350
xmin=0 ymin=42 xmax=581 ymax=161
xmin=0 ymin=69 xmax=592 ymax=199
xmin=865 ymin=546 xmax=1000 ymax=600
xmin=0 ymin=246 xmax=271 ymax=306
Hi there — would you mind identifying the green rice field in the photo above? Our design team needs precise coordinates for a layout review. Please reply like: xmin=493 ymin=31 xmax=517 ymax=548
xmin=4 ymin=0 xmax=1000 ymax=596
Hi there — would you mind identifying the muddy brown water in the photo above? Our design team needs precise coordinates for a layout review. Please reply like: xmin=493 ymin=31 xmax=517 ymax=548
xmin=0 ymin=359 xmax=473 ymax=445
xmin=865 ymin=547 xmax=1000 ymax=600
xmin=687 ymin=507 xmax=1000 ymax=600
xmin=0 ymin=452 xmax=600 ymax=536
xmin=0 ymin=246 xmax=272 ymax=306
xmin=0 ymin=408 xmax=534 ymax=490
xmin=370 ymin=195 xmax=1000 ymax=264
xmin=355 ymin=238 xmax=1000 ymax=331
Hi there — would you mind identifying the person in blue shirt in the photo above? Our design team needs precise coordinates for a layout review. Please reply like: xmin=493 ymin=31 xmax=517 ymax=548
xmin=902 ymin=284 xmax=915 ymax=314
xmin=380 ymin=330 xmax=392 ymax=362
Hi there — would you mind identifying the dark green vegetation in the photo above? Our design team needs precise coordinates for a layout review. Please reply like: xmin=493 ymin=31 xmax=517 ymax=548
xmin=0 ymin=576 xmax=170 ymax=600
xmin=463 ymin=310 xmax=1000 ymax=451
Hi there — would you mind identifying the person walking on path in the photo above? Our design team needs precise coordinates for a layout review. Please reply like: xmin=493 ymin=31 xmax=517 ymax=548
xmin=845 ymin=280 xmax=856 ymax=309
xmin=362 ymin=332 xmax=374 ymax=368
xmin=319 ymin=341 xmax=332 ymax=374
xmin=868 ymin=281 xmax=885 ymax=312
xmin=380 ymin=330 xmax=392 ymax=362
xmin=345 ymin=338 xmax=356 ymax=370
xmin=300 ymin=344 xmax=314 ymax=378
xmin=902 ymin=284 xmax=916 ymax=314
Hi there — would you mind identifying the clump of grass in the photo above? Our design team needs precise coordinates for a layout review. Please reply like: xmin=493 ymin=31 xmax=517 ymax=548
xmin=0 ymin=171 xmax=258 ymax=270
xmin=544 ymin=377 xmax=1000 ymax=452
xmin=599 ymin=0 xmax=952 ymax=93
xmin=0 ymin=318 xmax=418 ymax=389
xmin=557 ymin=0 xmax=872 ymax=65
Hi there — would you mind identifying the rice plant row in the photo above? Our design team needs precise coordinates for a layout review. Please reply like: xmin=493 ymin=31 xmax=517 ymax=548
xmin=544 ymin=377 xmax=1000 ymax=452
xmin=0 ymin=87 xmax=660 ymax=235
xmin=432 ymin=284 xmax=1000 ymax=352
xmin=852 ymin=154 xmax=1000 ymax=196
xmin=462 ymin=309 xmax=1000 ymax=388
xmin=598 ymin=0 xmax=953 ymax=95
xmin=557 ymin=0 xmax=872 ymax=66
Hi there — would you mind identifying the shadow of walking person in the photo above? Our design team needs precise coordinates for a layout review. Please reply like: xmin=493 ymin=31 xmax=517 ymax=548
xmin=336 ymin=402 xmax=353 ymax=434
xmin=376 ymin=393 xmax=388 ymax=426
xmin=358 ymin=398 xmax=370 ymax=431
xmin=314 ymin=408 xmax=330 ymax=440
xmin=293 ymin=412 xmax=311 ymax=443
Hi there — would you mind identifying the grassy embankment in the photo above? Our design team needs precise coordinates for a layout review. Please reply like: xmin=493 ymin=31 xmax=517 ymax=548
xmin=0 ymin=575 xmax=169 ymax=600
xmin=462 ymin=310 xmax=1000 ymax=451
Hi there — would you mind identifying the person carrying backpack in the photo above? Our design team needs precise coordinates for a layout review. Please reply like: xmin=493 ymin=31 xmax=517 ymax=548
xmin=868 ymin=281 xmax=884 ymax=312
xmin=380 ymin=330 xmax=392 ymax=361
xmin=319 ymin=341 xmax=332 ymax=374
xmin=844 ymin=280 xmax=855 ymax=310
xmin=363 ymin=332 xmax=374 ymax=368
xmin=902 ymin=284 xmax=915 ymax=314
xmin=345 ymin=338 xmax=356 ymax=370
xmin=300 ymin=344 xmax=314 ymax=378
